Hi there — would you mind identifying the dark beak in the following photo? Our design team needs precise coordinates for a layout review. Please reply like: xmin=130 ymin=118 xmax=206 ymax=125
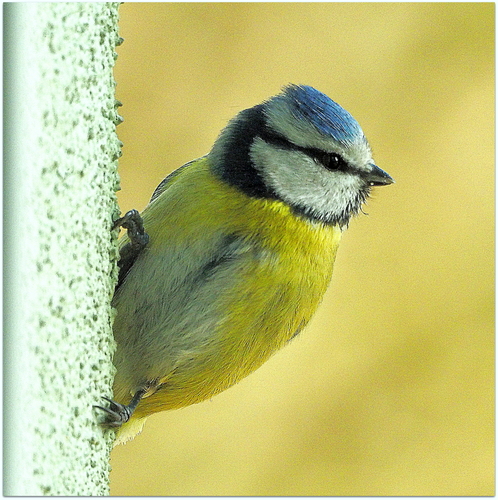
xmin=366 ymin=164 xmax=394 ymax=186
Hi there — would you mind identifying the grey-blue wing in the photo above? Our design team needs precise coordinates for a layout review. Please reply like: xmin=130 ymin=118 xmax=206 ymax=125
xmin=111 ymin=230 xmax=262 ymax=400
xmin=115 ymin=158 xmax=204 ymax=291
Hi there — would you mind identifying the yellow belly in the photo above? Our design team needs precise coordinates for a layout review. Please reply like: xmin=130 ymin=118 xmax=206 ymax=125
xmin=112 ymin=157 xmax=341 ymax=429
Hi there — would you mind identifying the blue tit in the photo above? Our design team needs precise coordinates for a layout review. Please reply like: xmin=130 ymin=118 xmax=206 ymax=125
xmin=98 ymin=84 xmax=394 ymax=444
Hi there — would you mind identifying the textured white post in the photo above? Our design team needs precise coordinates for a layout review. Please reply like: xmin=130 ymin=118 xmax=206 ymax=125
xmin=4 ymin=3 xmax=122 ymax=495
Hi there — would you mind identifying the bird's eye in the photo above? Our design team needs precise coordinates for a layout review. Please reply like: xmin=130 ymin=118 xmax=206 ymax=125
xmin=314 ymin=152 xmax=347 ymax=171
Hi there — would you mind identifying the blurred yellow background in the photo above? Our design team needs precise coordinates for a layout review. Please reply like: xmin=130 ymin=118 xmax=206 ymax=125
xmin=110 ymin=3 xmax=494 ymax=496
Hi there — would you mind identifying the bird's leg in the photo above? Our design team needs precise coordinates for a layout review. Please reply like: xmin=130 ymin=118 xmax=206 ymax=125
xmin=96 ymin=211 xmax=152 ymax=428
xmin=94 ymin=387 xmax=147 ymax=428
xmin=113 ymin=209 xmax=149 ymax=255
xmin=113 ymin=209 xmax=150 ymax=286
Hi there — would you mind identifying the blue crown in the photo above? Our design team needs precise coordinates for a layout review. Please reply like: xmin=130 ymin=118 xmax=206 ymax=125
xmin=279 ymin=85 xmax=363 ymax=144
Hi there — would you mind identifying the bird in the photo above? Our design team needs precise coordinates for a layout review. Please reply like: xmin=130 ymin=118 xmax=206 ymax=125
xmin=97 ymin=84 xmax=394 ymax=444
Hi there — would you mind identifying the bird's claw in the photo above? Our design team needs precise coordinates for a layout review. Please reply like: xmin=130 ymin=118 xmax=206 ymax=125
xmin=112 ymin=209 xmax=149 ymax=250
xmin=94 ymin=396 xmax=133 ymax=428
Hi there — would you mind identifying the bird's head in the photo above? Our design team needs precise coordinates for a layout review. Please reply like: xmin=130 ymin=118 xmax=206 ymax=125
xmin=210 ymin=84 xmax=393 ymax=228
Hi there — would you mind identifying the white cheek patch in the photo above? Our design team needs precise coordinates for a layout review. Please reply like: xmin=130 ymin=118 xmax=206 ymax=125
xmin=250 ymin=138 xmax=364 ymax=222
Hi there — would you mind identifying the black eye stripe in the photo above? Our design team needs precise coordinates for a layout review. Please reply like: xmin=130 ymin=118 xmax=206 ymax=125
xmin=258 ymin=129 xmax=350 ymax=172
xmin=310 ymin=151 xmax=349 ymax=172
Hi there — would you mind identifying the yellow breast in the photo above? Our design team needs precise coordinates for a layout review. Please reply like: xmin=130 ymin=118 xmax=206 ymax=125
xmin=122 ymin=158 xmax=341 ymax=417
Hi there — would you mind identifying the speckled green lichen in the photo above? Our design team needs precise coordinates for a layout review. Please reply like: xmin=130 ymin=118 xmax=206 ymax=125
xmin=4 ymin=2 xmax=121 ymax=495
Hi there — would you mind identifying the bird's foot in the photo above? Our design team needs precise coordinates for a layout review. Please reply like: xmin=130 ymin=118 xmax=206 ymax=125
xmin=94 ymin=397 xmax=135 ymax=428
xmin=113 ymin=209 xmax=149 ymax=251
